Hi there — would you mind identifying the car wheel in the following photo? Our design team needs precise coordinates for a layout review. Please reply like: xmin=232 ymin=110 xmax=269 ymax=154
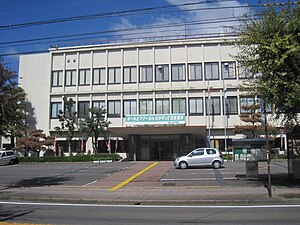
xmin=179 ymin=161 xmax=188 ymax=169
xmin=213 ymin=160 xmax=221 ymax=169
xmin=9 ymin=159 xmax=14 ymax=165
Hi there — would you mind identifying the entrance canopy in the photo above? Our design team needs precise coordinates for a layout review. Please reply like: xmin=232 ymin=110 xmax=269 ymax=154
xmin=108 ymin=126 xmax=206 ymax=139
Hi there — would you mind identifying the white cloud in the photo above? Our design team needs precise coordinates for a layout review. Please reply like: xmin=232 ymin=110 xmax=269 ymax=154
xmin=112 ymin=0 xmax=250 ymax=40
xmin=5 ymin=47 xmax=20 ymax=60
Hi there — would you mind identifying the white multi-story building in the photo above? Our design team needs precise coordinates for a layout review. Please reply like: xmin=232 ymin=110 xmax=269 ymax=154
xmin=17 ymin=36 xmax=271 ymax=160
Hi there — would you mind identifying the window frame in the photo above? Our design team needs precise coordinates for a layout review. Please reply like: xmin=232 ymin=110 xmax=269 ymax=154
xmin=78 ymin=68 xmax=91 ymax=86
xmin=78 ymin=101 xmax=90 ymax=118
xmin=107 ymin=100 xmax=121 ymax=118
xmin=172 ymin=98 xmax=186 ymax=114
xmin=50 ymin=102 xmax=62 ymax=119
xmin=93 ymin=68 xmax=106 ymax=85
xmin=155 ymin=98 xmax=170 ymax=114
xmin=188 ymin=63 xmax=202 ymax=81
xmin=206 ymin=96 xmax=221 ymax=115
xmin=139 ymin=99 xmax=153 ymax=114
xmin=51 ymin=70 xmax=63 ymax=87
xmin=189 ymin=97 xmax=204 ymax=116
xmin=65 ymin=70 xmax=77 ymax=86
xmin=123 ymin=66 xmax=137 ymax=84
xmin=108 ymin=67 xmax=121 ymax=84
xmin=123 ymin=99 xmax=137 ymax=116
xmin=171 ymin=64 xmax=186 ymax=81
xmin=92 ymin=100 xmax=105 ymax=109
xmin=139 ymin=65 xmax=153 ymax=83
xmin=221 ymin=62 xmax=236 ymax=80
xmin=155 ymin=64 xmax=169 ymax=82
xmin=224 ymin=96 xmax=238 ymax=115
xmin=204 ymin=62 xmax=219 ymax=80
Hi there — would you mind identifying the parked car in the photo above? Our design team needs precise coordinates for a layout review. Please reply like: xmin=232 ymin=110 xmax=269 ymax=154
xmin=174 ymin=148 xmax=223 ymax=169
xmin=0 ymin=150 xmax=19 ymax=165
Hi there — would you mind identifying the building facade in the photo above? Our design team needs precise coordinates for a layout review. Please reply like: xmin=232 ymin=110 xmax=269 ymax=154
xmin=18 ymin=36 xmax=271 ymax=160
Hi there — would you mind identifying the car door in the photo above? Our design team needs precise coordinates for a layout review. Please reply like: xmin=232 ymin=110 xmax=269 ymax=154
xmin=187 ymin=149 xmax=205 ymax=166
xmin=204 ymin=148 xmax=217 ymax=165
xmin=0 ymin=152 xmax=8 ymax=165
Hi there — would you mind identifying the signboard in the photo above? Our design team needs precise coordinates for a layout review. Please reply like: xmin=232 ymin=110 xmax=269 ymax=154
xmin=125 ymin=114 xmax=186 ymax=126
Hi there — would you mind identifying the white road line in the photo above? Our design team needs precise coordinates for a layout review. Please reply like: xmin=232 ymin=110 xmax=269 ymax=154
xmin=82 ymin=180 xmax=98 ymax=187
xmin=161 ymin=177 xmax=237 ymax=181
xmin=0 ymin=201 xmax=300 ymax=208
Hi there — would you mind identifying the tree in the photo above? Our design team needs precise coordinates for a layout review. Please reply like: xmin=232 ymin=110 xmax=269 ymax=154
xmin=234 ymin=100 xmax=262 ymax=138
xmin=79 ymin=107 xmax=111 ymax=154
xmin=54 ymin=97 xmax=77 ymax=155
xmin=15 ymin=129 xmax=54 ymax=156
xmin=234 ymin=2 xmax=300 ymax=124
xmin=0 ymin=59 xmax=27 ymax=147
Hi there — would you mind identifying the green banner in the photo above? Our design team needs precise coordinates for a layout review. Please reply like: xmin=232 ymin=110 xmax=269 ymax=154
xmin=125 ymin=114 xmax=186 ymax=125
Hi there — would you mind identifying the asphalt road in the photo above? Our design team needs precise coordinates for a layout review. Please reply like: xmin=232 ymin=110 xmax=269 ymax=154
xmin=0 ymin=160 xmax=289 ymax=189
xmin=1 ymin=202 xmax=300 ymax=225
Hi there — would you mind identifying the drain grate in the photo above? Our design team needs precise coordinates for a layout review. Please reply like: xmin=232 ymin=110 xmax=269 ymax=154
xmin=162 ymin=183 xmax=176 ymax=186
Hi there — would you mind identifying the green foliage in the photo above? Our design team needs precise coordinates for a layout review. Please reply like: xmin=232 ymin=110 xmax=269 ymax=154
xmin=0 ymin=59 xmax=27 ymax=144
xmin=19 ymin=153 xmax=120 ymax=162
xmin=79 ymin=107 xmax=111 ymax=154
xmin=234 ymin=3 xmax=300 ymax=124
xmin=54 ymin=97 xmax=77 ymax=155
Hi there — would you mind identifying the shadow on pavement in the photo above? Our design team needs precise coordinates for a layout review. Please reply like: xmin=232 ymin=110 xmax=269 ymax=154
xmin=7 ymin=176 xmax=73 ymax=188
xmin=237 ymin=173 xmax=300 ymax=187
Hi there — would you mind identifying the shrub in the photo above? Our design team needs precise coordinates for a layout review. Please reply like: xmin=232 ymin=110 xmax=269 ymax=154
xmin=19 ymin=153 xmax=120 ymax=163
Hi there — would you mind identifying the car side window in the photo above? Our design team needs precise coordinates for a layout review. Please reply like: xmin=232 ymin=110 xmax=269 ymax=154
xmin=194 ymin=149 xmax=204 ymax=156
xmin=1 ymin=152 xmax=6 ymax=157
xmin=207 ymin=149 xmax=216 ymax=155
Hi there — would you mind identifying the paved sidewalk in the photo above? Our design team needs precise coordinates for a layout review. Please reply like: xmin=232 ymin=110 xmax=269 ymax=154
xmin=1 ymin=161 xmax=300 ymax=205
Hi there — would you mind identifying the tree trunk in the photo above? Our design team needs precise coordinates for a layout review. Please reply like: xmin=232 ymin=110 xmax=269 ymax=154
xmin=68 ymin=141 xmax=72 ymax=156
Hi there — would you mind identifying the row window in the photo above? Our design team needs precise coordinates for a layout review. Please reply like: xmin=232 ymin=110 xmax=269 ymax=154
xmin=50 ymin=97 xmax=241 ymax=119
xmin=51 ymin=62 xmax=253 ymax=87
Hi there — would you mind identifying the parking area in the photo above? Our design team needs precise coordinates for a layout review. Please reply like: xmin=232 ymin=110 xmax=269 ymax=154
xmin=0 ymin=160 xmax=290 ymax=190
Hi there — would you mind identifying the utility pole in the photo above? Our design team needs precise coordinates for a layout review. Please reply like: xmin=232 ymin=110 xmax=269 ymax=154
xmin=264 ymin=101 xmax=272 ymax=197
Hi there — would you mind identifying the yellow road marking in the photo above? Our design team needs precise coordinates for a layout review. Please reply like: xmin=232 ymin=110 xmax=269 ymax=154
xmin=109 ymin=162 xmax=158 ymax=191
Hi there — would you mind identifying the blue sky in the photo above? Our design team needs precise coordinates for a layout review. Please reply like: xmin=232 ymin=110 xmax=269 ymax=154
xmin=0 ymin=0 xmax=278 ymax=72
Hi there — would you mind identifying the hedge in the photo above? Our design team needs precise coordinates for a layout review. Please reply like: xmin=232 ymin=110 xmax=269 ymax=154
xmin=19 ymin=153 xmax=120 ymax=163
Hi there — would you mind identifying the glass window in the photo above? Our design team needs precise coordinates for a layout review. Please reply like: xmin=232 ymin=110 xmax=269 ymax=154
xmin=50 ymin=102 xmax=62 ymax=119
xmin=238 ymin=66 xmax=253 ymax=79
xmin=124 ymin=99 xmax=137 ymax=116
xmin=78 ymin=101 xmax=90 ymax=118
xmin=92 ymin=100 xmax=105 ymax=109
xmin=64 ymin=99 xmax=76 ymax=116
xmin=156 ymin=99 xmax=170 ymax=114
xmin=65 ymin=70 xmax=77 ymax=86
xmin=51 ymin=71 xmax=63 ymax=87
xmin=155 ymin=65 xmax=169 ymax=82
xmin=140 ymin=65 xmax=153 ymax=83
xmin=139 ymin=99 xmax=153 ymax=114
xmin=123 ymin=66 xmax=137 ymax=84
xmin=206 ymin=148 xmax=216 ymax=155
xmin=189 ymin=97 xmax=203 ymax=115
xmin=172 ymin=64 xmax=185 ymax=81
xmin=206 ymin=97 xmax=221 ymax=115
xmin=79 ymin=69 xmax=91 ymax=86
xmin=108 ymin=67 xmax=121 ymax=84
xmin=205 ymin=62 xmax=219 ymax=80
xmin=172 ymin=98 xmax=186 ymax=114
xmin=224 ymin=96 xmax=238 ymax=115
xmin=240 ymin=97 xmax=255 ymax=113
xmin=194 ymin=149 xmax=204 ymax=156
xmin=188 ymin=63 xmax=202 ymax=80
xmin=257 ymin=98 xmax=272 ymax=113
xmin=108 ymin=100 xmax=121 ymax=117
xmin=93 ymin=68 xmax=106 ymax=85
xmin=221 ymin=62 xmax=236 ymax=79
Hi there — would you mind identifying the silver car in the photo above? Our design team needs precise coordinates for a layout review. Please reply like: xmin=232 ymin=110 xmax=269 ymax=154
xmin=174 ymin=148 xmax=223 ymax=169
xmin=0 ymin=150 xmax=19 ymax=166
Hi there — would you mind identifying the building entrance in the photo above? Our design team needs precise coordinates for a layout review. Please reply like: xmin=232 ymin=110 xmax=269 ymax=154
xmin=152 ymin=141 xmax=176 ymax=160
